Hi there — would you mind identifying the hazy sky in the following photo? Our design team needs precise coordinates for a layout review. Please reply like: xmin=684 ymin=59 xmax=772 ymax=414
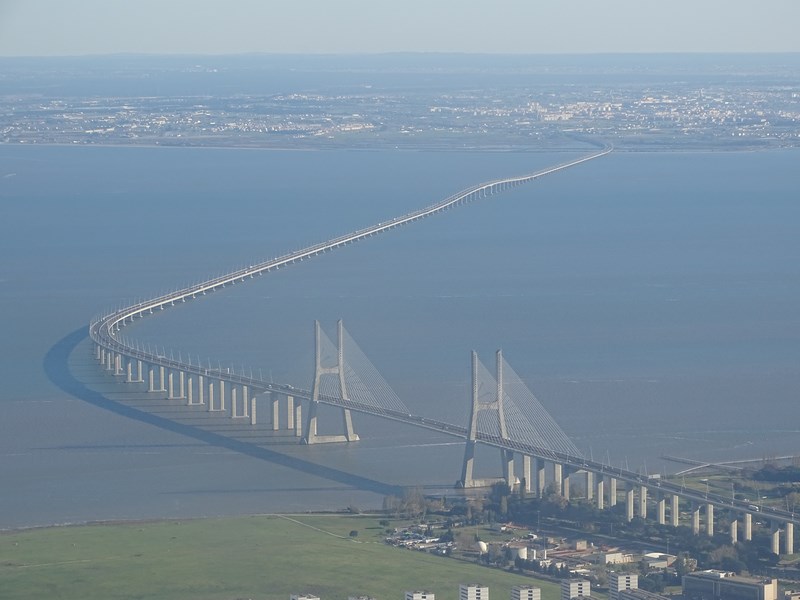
xmin=1 ymin=0 xmax=799 ymax=56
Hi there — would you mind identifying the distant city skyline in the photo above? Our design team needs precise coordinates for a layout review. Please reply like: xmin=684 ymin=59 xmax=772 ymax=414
xmin=1 ymin=0 xmax=800 ymax=57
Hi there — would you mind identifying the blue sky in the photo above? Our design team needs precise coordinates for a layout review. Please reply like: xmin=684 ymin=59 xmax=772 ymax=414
xmin=1 ymin=0 xmax=799 ymax=56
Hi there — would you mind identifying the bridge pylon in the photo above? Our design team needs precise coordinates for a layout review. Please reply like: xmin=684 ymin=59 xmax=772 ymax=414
xmin=302 ymin=320 xmax=360 ymax=444
xmin=459 ymin=350 xmax=515 ymax=489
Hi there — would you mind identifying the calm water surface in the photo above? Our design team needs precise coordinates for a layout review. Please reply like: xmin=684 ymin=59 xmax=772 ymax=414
xmin=0 ymin=145 xmax=798 ymax=528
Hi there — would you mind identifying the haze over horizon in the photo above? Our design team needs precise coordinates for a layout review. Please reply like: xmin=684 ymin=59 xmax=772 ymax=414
xmin=2 ymin=0 xmax=800 ymax=57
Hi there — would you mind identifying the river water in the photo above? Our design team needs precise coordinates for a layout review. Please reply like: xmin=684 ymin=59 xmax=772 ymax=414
xmin=0 ymin=144 xmax=798 ymax=529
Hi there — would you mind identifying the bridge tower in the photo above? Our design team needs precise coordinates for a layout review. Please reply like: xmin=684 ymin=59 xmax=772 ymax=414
xmin=302 ymin=320 xmax=360 ymax=444
xmin=459 ymin=350 xmax=515 ymax=489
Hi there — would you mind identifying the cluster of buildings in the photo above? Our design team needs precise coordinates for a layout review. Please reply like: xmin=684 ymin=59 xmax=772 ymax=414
xmin=3 ymin=68 xmax=799 ymax=149
xmin=291 ymin=585 xmax=542 ymax=600
xmin=289 ymin=576 xmax=788 ymax=600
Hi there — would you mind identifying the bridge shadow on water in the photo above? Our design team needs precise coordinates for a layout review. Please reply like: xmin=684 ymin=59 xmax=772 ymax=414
xmin=43 ymin=327 xmax=404 ymax=499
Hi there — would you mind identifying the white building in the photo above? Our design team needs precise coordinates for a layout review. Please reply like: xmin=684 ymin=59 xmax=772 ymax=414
xmin=406 ymin=592 xmax=434 ymax=600
xmin=291 ymin=595 xmax=320 ymax=600
xmin=512 ymin=585 xmax=541 ymax=600
xmin=561 ymin=579 xmax=591 ymax=600
xmin=610 ymin=573 xmax=638 ymax=600
xmin=460 ymin=584 xmax=489 ymax=600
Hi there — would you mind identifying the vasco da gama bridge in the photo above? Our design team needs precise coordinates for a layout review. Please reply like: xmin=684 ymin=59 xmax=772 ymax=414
xmin=89 ymin=147 xmax=797 ymax=555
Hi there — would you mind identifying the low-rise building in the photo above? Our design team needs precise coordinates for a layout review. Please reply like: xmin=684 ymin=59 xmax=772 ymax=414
xmin=406 ymin=592 xmax=434 ymax=600
xmin=682 ymin=569 xmax=778 ymax=600
xmin=609 ymin=573 xmax=638 ymax=600
xmin=512 ymin=585 xmax=541 ymax=600
xmin=561 ymin=579 xmax=590 ymax=600
xmin=460 ymin=584 xmax=489 ymax=600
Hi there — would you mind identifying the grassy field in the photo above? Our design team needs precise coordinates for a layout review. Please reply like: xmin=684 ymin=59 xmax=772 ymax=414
xmin=0 ymin=514 xmax=561 ymax=600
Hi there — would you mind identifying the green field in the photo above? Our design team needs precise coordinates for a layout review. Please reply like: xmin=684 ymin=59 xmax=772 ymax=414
xmin=0 ymin=514 xmax=560 ymax=600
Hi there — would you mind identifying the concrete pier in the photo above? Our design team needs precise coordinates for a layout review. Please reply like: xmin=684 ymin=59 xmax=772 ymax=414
xmin=536 ymin=461 xmax=546 ymax=498
xmin=626 ymin=488 xmax=635 ymax=522
xmin=671 ymin=494 xmax=680 ymax=527
xmin=706 ymin=504 xmax=714 ymax=536
xmin=249 ymin=392 xmax=257 ymax=425
xmin=787 ymin=522 xmax=794 ymax=555
xmin=657 ymin=498 xmax=666 ymax=525
xmin=197 ymin=375 xmax=205 ymax=405
xmin=609 ymin=477 xmax=617 ymax=507
xmin=502 ymin=450 xmax=514 ymax=489
xmin=522 ymin=456 xmax=532 ymax=494
xmin=271 ymin=392 xmax=280 ymax=430
xmin=286 ymin=395 xmax=295 ymax=430
xmin=596 ymin=479 xmax=604 ymax=510
xmin=562 ymin=473 xmax=570 ymax=501
xmin=744 ymin=512 xmax=752 ymax=541
xmin=639 ymin=485 xmax=647 ymax=519
xmin=772 ymin=528 xmax=780 ymax=556
xmin=207 ymin=380 xmax=215 ymax=411
xmin=554 ymin=463 xmax=563 ymax=492
xmin=586 ymin=471 xmax=594 ymax=501
xmin=692 ymin=506 xmax=701 ymax=535
xmin=731 ymin=519 xmax=738 ymax=544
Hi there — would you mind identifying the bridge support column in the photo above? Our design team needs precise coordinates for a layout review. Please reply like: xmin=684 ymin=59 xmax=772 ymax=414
xmin=207 ymin=380 xmax=215 ymax=411
xmin=639 ymin=485 xmax=647 ymax=519
xmin=586 ymin=471 xmax=594 ymax=501
xmin=706 ymin=503 xmax=714 ymax=537
xmin=136 ymin=360 xmax=144 ymax=383
xmin=657 ymin=498 xmax=666 ymax=525
xmin=231 ymin=386 xmax=239 ymax=417
xmin=125 ymin=359 xmax=134 ymax=383
xmin=536 ymin=461 xmax=546 ymax=498
xmin=271 ymin=392 xmax=280 ymax=430
xmin=554 ymin=463 xmax=563 ymax=493
xmin=786 ymin=522 xmax=794 ymax=555
xmin=562 ymin=473 xmax=570 ymax=501
xmin=692 ymin=505 xmax=700 ymax=535
xmin=522 ymin=456 xmax=532 ymax=494
xmin=249 ymin=392 xmax=257 ymax=425
xmin=178 ymin=371 xmax=185 ymax=399
xmin=743 ymin=512 xmax=752 ymax=541
xmin=148 ymin=365 xmax=156 ymax=392
xmin=731 ymin=519 xmax=738 ymax=544
xmin=218 ymin=380 xmax=226 ymax=412
xmin=241 ymin=386 xmax=249 ymax=418
xmin=626 ymin=488 xmax=635 ymax=522
xmin=286 ymin=395 xmax=295 ymax=430
xmin=609 ymin=477 xmax=617 ymax=507
xmin=96 ymin=344 xmax=102 ymax=361
xmin=158 ymin=366 xmax=165 ymax=392
xmin=772 ymin=528 xmax=780 ymax=556
xmin=115 ymin=353 xmax=124 ymax=376
xmin=104 ymin=350 xmax=112 ymax=371
xmin=294 ymin=403 xmax=302 ymax=437
xmin=596 ymin=479 xmax=605 ymax=510
xmin=167 ymin=371 xmax=176 ymax=399
xmin=304 ymin=321 xmax=359 ymax=445
xmin=671 ymin=494 xmax=680 ymax=527
xmin=197 ymin=375 xmax=205 ymax=405
xmin=502 ymin=450 xmax=514 ymax=490
xmin=187 ymin=376 xmax=194 ymax=404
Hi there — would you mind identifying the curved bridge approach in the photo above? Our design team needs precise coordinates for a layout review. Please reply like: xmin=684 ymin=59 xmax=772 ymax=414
xmin=88 ymin=145 xmax=797 ymax=555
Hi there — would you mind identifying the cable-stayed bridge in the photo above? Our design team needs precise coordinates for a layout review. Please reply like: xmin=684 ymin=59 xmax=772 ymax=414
xmin=88 ymin=146 xmax=797 ymax=555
